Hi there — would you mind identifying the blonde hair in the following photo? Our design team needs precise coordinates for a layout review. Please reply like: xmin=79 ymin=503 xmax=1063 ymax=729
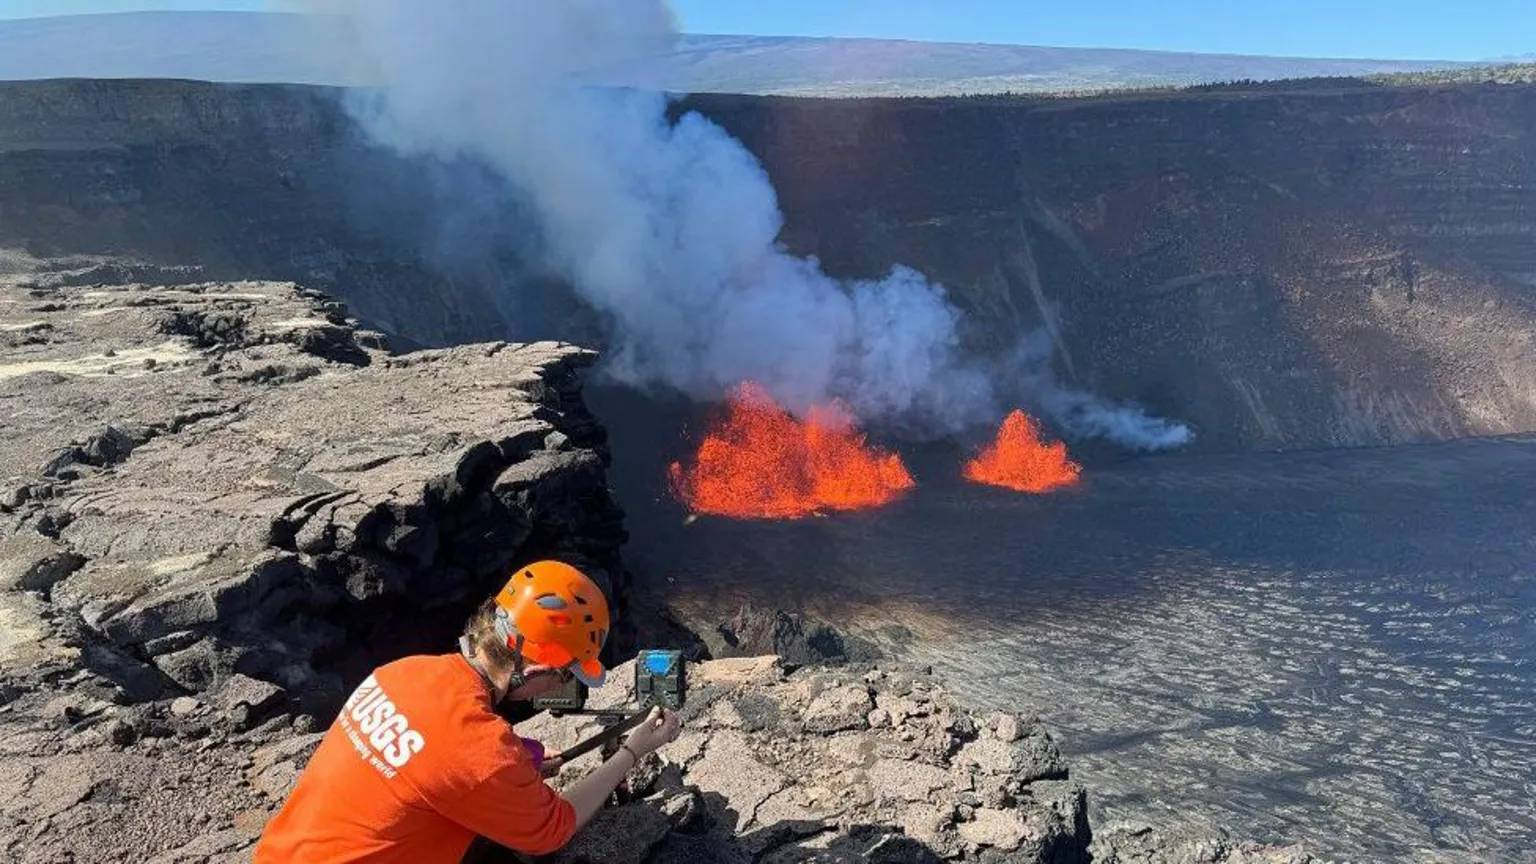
xmin=463 ymin=598 xmax=520 ymax=669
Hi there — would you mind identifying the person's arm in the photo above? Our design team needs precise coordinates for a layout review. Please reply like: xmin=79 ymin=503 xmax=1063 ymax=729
xmin=561 ymin=706 xmax=680 ymax=829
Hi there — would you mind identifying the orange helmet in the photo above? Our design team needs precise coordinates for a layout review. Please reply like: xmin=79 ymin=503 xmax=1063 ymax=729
xmin=493 ymin=560 xmax=610 ymax=687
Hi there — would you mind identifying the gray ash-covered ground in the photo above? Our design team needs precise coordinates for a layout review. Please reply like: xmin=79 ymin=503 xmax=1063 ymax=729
xmin=615 ymin=431 xmax=1536 ymax=863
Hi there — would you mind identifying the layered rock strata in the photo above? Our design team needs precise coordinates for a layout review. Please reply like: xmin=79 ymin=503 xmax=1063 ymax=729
xmin=8 ymin=79 xmax=1536 ymax=450
xmin=0 ymin=250 xmax=626 ymax=747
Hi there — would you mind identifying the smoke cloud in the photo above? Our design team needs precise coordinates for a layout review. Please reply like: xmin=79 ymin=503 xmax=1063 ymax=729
xmin=306 ymin=0 xmax=991 ymax=431
xmin=1006 ymin=332 xmax=1194 ymax=451
xmin=307 ymin=0 xmax=1189 ymax=449
xmin=1040 ymin=388 xmax=1195 ymax=451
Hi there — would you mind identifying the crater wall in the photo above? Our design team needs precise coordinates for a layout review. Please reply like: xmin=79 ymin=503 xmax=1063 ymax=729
xmin=3 ymin=78 xmax=1535 ymax=451
xmin=684 ymin=84 xmax=1536 ymax=450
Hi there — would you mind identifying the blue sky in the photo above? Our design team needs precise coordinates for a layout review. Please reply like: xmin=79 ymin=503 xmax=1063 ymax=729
xmin=3 ymin=1 xmax=1532 ymax=61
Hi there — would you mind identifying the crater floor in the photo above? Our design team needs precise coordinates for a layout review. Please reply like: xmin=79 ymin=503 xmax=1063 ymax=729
xmin=623 ymin=435 xmax=1536 ymax=863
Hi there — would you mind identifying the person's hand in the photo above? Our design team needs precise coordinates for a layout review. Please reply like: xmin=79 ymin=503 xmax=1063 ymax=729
xmin=539 ymin=755 xmax=564 ymax=778
xmin=623 ymin=706 xmax=681 ymax=758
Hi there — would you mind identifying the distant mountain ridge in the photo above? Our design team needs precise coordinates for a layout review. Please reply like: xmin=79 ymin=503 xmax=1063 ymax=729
xmin=0 ymin=11 xmax=1474 ymax=96
xmin=640 ymin=34 xmax=1471 ymax=96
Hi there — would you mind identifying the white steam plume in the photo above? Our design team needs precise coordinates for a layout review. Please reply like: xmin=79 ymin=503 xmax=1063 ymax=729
xmin=1007 ymin=332 xmax=1193 ymax=450
xmin=304 ymin=1 xmax=1191 ymax=450
xmin=310 ymin=0 xmax=994 ymax=432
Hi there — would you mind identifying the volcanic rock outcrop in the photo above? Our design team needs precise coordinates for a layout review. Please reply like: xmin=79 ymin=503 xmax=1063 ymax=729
xmin=0 ymin=253 xmax=627 ymax=859
xmin=0 ymin=253 xmax=625 ymax=704
xmin=451 ymin=655 xmax=1092 ymax=863
xmin=346 ymin=653 xmax=1315 ymax=864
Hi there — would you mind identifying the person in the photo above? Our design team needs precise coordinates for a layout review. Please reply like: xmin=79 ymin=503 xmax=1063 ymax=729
xmin=255 ymin=559 xmax=681 ymax=862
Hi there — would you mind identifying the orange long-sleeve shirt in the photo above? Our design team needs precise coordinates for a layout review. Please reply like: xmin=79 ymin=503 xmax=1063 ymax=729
xmin=255 ymin=653 xmax=576 ymax=863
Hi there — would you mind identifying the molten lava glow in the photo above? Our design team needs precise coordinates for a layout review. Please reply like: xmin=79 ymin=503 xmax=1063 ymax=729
xmin=964 ymin=410 xmax=1082 ymax=493
xmin=669 ymin=383 xmax=915 ymax=519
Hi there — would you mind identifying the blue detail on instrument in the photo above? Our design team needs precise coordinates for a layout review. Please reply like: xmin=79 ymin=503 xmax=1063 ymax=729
xmin=641 ymin=650 xmax=677 ymax=675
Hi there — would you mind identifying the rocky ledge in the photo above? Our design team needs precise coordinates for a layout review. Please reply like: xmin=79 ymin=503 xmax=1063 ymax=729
xmin=526 ymin=654 xmax=1089 ymax=864
xmin=0 ymin=255 xmax=626 ymax=860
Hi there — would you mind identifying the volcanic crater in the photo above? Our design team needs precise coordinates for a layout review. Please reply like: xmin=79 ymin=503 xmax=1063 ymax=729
xmin=2 ymin=74 xmax=1536 ymax=863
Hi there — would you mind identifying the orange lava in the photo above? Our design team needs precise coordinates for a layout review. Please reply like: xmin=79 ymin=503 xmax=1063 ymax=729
xmin=964 ymin=410 xmax=1082 ymax=493
xmin=669 ymin=382 xmax=915 ymax=519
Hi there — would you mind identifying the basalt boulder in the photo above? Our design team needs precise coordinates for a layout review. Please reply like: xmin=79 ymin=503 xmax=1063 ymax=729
xmin=512 ymin=656 xmax=1094 ymax=864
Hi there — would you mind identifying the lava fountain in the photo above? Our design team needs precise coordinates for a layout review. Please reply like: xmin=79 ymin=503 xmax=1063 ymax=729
xmin=669 ymin=382 xmax=916 ymax=519
xmin=964 ymin=410 xmax=1082 ymax=493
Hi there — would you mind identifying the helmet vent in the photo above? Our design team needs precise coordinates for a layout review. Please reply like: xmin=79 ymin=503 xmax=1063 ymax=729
xmin=574 ymin=594 xmax=589 ymax=605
